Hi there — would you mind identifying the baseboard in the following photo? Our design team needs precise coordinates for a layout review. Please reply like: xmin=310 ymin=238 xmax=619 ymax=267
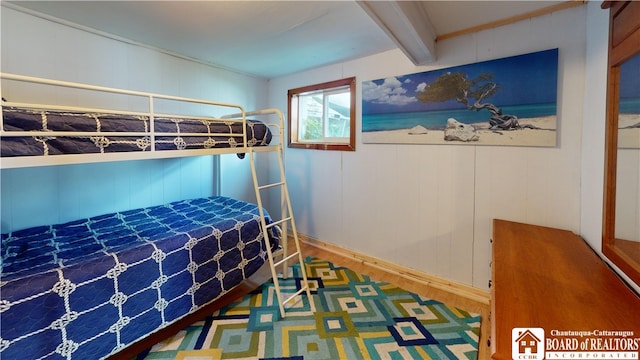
xmin=298 ymin=233 xmax=490 ymax=305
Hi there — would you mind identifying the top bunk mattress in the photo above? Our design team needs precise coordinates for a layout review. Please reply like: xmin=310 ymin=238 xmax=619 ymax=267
xmin=1 ymin=106 xmax=273 ymax=157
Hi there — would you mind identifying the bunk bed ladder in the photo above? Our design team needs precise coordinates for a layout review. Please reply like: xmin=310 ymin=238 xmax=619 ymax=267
xmin=248 ymin=142 xmax=315 ymax=319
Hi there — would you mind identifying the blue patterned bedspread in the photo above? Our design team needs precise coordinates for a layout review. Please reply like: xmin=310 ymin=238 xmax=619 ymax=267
xmin=0 ymin=196 xmax=278 ymax=359
xmin=1 ymin=106 xmax=272 ymax=157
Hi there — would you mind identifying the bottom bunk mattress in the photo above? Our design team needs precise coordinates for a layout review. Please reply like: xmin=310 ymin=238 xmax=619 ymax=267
xmin=0 ymin=196 xmax=279 ymax=360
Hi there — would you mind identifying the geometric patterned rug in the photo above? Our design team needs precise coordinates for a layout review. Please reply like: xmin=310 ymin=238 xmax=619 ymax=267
xmin=136 ymin=257 xmax=481 ymax=360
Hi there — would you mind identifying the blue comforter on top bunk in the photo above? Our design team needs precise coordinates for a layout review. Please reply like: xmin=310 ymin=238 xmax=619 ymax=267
xmin=0 ymin=196 xmax=279 ymax=359
xmin=0 ymin=106 xmax=272 ymax=157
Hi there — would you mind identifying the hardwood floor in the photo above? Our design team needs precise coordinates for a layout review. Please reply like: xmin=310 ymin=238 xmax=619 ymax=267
xmin=296 ymin=240 xmax=492 ymax=360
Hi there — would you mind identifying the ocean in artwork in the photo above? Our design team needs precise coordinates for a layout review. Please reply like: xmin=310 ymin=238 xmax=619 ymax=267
xmin=362 ymin=102 xmax=556 ymax=132
xmin=620 ymin=97 xmax=640 ymax=115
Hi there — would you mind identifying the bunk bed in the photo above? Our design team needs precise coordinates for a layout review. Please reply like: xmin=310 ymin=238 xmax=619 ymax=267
xmin=0 ymin=74 xmax=273 ymax=167
xmin=0 ymin=73 xmax=311 ymax=359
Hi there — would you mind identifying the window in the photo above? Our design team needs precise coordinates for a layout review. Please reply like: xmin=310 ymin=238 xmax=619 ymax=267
xmin=288 ymin=77 xmax=355 ymax=151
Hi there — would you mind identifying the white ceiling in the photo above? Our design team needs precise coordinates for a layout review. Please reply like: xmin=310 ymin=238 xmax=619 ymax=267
xmin=5 ymin=1 xmax=573 ymax=79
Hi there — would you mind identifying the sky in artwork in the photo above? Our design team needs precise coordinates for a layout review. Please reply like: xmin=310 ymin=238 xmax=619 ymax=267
xmin=620 ymin=51 xmax=640 ymax=99
xmin=362 ymin=48 xmax=559 ymax=115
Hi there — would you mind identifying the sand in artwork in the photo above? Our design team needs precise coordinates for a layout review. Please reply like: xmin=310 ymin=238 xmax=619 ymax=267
xmin=362 ymin=116 xmax=557 ymax=147
xmin=618 ymin=114 xmax=640 ymax=149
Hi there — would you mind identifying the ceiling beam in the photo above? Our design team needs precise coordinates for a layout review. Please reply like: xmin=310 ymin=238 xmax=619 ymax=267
xmin=358 ymin=1 xmax=437 ymax=65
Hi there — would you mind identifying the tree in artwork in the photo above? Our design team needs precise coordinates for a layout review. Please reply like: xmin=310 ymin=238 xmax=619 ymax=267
xmin=416 ymin=72 xmax=537 ymax=130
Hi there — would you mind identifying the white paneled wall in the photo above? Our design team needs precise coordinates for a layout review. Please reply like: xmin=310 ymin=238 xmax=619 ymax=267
xmin=1 ymin=3 xmax=622 ymax=292
xmin=581 ymin=3 xmax=609 ymax=252
xmin=1 ymin=6 xmax=269 ymax=232
xmin=269 ymin=4 xmax=602 ymax=290
xmin=0 ymin=158 xmax=215 ymax=232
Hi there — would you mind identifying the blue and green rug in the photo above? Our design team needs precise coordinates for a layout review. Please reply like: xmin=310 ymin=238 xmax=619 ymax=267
xmin=138 ymin=257 xmax=481 ymax=360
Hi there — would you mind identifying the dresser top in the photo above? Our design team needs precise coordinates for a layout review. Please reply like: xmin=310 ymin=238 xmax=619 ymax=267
xmin=492 ymin=219 xmax=640 ymax=359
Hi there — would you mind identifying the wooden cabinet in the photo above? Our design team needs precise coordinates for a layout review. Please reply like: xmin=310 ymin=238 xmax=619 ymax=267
xmin=491 ymin=219 xmax=640 ymax=359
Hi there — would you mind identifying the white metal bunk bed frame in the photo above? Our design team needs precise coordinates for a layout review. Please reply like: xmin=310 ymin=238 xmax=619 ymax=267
xmin=0 ymin=72 xmax=314 ymax=318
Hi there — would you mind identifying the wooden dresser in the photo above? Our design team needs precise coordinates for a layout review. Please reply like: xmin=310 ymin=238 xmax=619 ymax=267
xmin=491 ymin=219 xmax=640 ymax=360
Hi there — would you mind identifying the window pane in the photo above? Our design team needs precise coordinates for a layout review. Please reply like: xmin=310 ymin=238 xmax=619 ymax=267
xmin=298 ymin=92 xmax=323 ymax=141
xmin=326 ymin=91 xmax=350 ymax=139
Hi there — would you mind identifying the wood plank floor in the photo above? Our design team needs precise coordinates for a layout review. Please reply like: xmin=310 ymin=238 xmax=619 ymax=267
xmin=297 ymin=241 xmax=492 ymax=360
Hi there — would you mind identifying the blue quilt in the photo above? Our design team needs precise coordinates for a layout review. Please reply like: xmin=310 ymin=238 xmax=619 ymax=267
xmin=0 ymin=196 xmax=279 ymax=359
xmin=0 ymin=106 xmax=272 ymax=157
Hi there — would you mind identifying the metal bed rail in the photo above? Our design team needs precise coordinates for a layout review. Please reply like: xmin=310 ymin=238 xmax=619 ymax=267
xmin=0 ymin=73 xmax=284 ymax=168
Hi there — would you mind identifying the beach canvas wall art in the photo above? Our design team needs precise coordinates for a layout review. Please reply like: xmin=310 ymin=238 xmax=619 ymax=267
xmin=362 ymin=48 xmax=559 ymax=146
